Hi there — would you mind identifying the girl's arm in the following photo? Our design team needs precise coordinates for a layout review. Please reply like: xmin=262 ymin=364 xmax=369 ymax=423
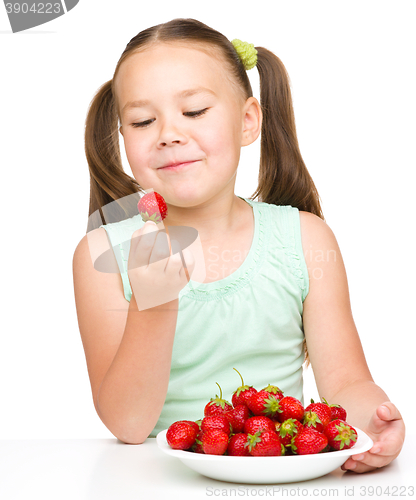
xmin=73 ymin=228 xmax=179 ymax=444
xmin=299 ymin=211 xmax=405 ymax=473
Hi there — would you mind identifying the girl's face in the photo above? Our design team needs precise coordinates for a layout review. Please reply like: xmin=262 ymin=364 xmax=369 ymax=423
xmin=115 ymin=42 xmax=258 ymax=208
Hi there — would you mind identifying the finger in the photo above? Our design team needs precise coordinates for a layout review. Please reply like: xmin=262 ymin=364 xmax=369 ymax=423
xmin=342 ymin=447 xmax=397 ymax=473
xmin=149 ymin=231 xmax=171 ymax=265
xmin=166 ymin=240 xmax=188 ymax=278
xmin=181 ymin=247 xmax=195 ymax=280
xmin=341 ymin=457 xmax=378 ymax=473
xmin=166 ymin=253 xmax=189 ymax=288
xmin=342 ymin=461 xmax=378 ymax=474
xmin=369 ymin=436 xmax=400 ymax=458
xmin=130 ymin=221 xmax=158 ymax=252
xmin=352 ymin=451 xmax=393 ymax=468
xmin=182 ymin=247 xmax=195 ymax=270
xmin=130 ymin=222 xmax=159 ymax=269
xmin=377 ymin=402 xmax=402 ymax=422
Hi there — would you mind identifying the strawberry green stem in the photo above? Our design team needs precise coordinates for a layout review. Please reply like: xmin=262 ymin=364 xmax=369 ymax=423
xmin=216 ymin=382 xmax=222 ymax=400
xmin=233 ymin=367 xmax=244 ymax=386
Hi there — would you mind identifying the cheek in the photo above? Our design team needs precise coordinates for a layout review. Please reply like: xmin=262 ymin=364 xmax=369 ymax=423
xmin=123 ymin=134 xmax=142 ymax=158
xmin=123 ymin=135 xmax=151 ymax=172
xmin=202 ymin=119 xmax=241 ymax=159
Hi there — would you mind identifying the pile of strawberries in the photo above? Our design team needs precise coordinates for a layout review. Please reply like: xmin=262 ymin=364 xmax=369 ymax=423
xmin=166 ymin=369 xmax=358 ymax=457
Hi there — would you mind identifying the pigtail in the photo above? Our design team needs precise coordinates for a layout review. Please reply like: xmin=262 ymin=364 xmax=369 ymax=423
xmin=84 ymin=80 xmax=141 ymax=232
xmin=253 ymin=47 xmax=324 ymax=221
xmin=254 ymin=48 xmax=323 ymax=366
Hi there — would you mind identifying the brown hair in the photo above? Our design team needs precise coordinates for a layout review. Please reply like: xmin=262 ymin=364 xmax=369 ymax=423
xmin=84 ymin=18 xmax=323 ymax=363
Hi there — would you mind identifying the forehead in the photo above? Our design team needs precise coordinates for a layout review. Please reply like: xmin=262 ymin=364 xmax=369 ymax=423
xmin=114 ymin=43 xmax=238 ymax=112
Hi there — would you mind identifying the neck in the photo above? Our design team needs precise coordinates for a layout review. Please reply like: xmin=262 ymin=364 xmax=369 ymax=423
xmin=162 ymin=193 xmax=246 ymax=243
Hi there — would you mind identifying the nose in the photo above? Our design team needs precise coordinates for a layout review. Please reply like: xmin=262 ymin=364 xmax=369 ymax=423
xmin=157 ymin=117 xmax=188 ymax=148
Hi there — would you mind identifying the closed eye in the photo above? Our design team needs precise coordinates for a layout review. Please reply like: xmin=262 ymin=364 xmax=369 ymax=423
xmin=131 ymin=119 xmax=154 ymax=128
xmin=131 ymin=108 xmax=209 ymax=128
xmin=183 ymin=108 xmax=209 ymax=118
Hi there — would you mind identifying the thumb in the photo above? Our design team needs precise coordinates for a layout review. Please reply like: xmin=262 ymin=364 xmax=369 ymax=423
xmin=376 ymin=401 xmax=401 ymax=422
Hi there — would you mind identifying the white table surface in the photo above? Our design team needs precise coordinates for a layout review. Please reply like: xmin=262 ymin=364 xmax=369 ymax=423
xmin=0 ymin=435 xmax=414 ymax=500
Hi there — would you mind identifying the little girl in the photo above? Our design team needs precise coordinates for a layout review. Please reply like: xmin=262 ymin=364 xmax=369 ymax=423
xmin=73 ymin=18 xmax=404 ymax=473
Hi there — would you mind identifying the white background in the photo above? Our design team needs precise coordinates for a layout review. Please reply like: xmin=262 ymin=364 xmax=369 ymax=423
xmin=0 ymin=1 xmax=414 ymax=439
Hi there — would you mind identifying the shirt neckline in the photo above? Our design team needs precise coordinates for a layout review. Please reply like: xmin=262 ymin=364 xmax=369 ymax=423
xmin=179 ymin=196 xmax=264 ymax=300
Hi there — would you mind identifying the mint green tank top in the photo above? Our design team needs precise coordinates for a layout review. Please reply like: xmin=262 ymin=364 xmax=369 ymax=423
xmin=100 ymin=197 xmax=309 ymax=437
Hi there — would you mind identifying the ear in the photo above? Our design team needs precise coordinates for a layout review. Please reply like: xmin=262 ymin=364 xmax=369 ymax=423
xmin=241 ymin=97 xmax=262 ymax=147
xmin=119 ymin=126 xmax=124 ymax=137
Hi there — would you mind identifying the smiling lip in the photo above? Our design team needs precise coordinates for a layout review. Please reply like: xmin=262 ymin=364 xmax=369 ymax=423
xmin=159 ymin=160 xmax=198 ymax=171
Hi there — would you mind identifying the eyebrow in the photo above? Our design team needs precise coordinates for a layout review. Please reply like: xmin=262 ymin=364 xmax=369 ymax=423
xmin=121 ymin=87 xmax=217 ymax=115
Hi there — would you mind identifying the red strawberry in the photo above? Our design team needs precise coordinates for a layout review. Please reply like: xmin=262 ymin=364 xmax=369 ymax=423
xmin=166 ymin=421 xmax=197 ymax=450
xmin=227 ymin=433 xmax=250 ymax=456
xmin=204 ymin=383 xmax=233 ymax=417
xmin=275 ymin=418 xmax=304 ymax=447
xmin=291 ymin=427 xmax=328 ymax=455
xmin=303 ymin=410 xmax=324 ymax=432
xmin=201 ymin=415 xmax=232 ymax=435
xmin=322 ymin=398 xmax=347 ymax=421
xmin=190 ymin=430 xmax=205 ymax=453
xmin=306 ymin=400 xmax=332 ymax=423
xmin=231 ymin=368 xmax=258 ymax=407
xmin=225 ymin=404 xmax=250 ymax=433
xmin=247 ymin=390 xmax=281 ymax=418
xmin=180 ymin=420 xmax=200 ymax=434
xmin=243 ymin=416 xmax=276 ymax=435
xmin=303 ymin=400 xmax=332 ymax=432
xmin=201 ymin=429 xmax=229 ymax=455
xmin=276 ymin=396 xmax=304 ymax=423
xmin=324 ymin=419 xmax=358 ymax=451
xmin=247 ymin=430 xmax=284 ymax=456
xmin=329 ymin=405 xmax=347 ymax=422
xmin=261 ymin=384 xmax=284 ymax=399
xmin=137 ymin=191 xmax=168 ymax=224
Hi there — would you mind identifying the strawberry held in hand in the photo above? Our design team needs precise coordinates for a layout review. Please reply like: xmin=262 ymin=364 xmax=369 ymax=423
xmin=137 ymin=191 xmax=168 ymax=224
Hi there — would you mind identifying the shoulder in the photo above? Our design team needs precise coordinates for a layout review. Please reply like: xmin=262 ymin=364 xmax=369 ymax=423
xmin=73 ymin=228 xmax=108 ymax=270
xmin=299 ymin=211 xmax=336 ymax=245
xmin=298 ymin=211 xmax=341 ymax=270
xmin=298 ymin=210 xmax=331 ymax=234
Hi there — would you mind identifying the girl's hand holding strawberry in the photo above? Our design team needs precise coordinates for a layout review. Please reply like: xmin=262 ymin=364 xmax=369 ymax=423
xmin=128 ymin=220 xmax=195 ymax=311
xmin=341 ymin=401 xmax=405 ymax=473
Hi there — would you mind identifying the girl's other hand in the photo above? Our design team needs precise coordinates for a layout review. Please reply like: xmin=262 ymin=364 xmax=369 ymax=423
xmin=341 ymin=402 xmax=405 ymax=473
xmin=127 ymin=221 xmax=195 ymax=311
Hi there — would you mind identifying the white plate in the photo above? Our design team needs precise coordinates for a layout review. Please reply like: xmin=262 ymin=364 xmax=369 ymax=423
xmin=156 ymin=428 xmax=373 ymax=484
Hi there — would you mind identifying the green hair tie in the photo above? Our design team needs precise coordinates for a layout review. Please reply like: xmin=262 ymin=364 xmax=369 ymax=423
xmin=231 ymin=39 xmax=258 ymax=70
